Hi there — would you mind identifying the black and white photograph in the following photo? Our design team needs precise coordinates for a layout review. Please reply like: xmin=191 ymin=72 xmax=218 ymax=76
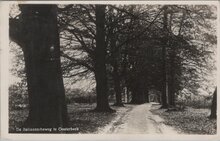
xmin=0 ymin=0 xmax=219 ymax=139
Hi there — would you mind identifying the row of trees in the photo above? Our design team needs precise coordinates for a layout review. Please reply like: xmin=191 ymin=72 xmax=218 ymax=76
xmin=9 ymin=4 xmax=217 ymax=128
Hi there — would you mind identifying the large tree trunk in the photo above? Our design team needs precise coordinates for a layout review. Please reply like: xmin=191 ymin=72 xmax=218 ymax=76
xmin=161 ymin=42 xmax=168 ymax=108
xmin=161 ymin=6 xmax=169 ymax=108
xmin=18 ymin=5 xmax=68 ymax=129
xmin=94 ymin=5 xmax=113 ymax=112
xmin=168 ymin=51 xmax=176 ymax=107
xmin=210 ymin=88 xmax=217 ymax=119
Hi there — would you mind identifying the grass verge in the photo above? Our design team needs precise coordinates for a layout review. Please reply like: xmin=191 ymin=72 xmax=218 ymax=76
xmin=150 ymin=105 xmax=217 ymax=134
xmin=9 ymin=103 xmax=125 ymax=133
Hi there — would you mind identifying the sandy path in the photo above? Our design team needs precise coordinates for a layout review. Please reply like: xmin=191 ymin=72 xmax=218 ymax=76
xmin=98 ymin=103 xmax=179 ymax=134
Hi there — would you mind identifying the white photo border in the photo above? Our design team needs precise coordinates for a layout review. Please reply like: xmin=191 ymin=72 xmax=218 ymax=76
xmin=1 ymin=1 xmax=219 ymax=140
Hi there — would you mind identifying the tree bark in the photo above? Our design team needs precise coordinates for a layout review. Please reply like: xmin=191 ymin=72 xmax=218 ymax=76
xmin=145 ymin=88 xmax=149 ymax=103
xmin=113 ymin=61 xmax=124 ymax=106
xmin=18 ymin=5 xmax=68 ymax=129
xmin=210 ymin=88 xmax=217 ymax=119
xmin=94 ymin=5 xmax=113 ymax=112
xmin=109 ymin=21 xmax=124 ymax=106
xmin=168 ymin=49 xmax=176 ymax=107
xmin=161 ymin=6 xmax=169 ymax=108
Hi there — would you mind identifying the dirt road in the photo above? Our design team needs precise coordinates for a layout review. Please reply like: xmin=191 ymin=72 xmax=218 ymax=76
xmin=97 ymin=103 xmax=180 ymax=134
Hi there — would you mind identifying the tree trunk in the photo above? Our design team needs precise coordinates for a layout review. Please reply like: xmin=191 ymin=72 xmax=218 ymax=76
xmin=168 ymin=50 xmax=176 ymax=107
xmin=19 ymin=5 xmax=68 ymax=129
xmin=210 ymin=88 xmax=217 ymax=119
xmin=107 ymin=8 xmax=124 ymax=107
xmin=161 ymin=6 xmax=169 ymax=108
xmin=168 ymin=79 xmax=175 ymax=107
xmin=113 ymin=62 xmax=124 ymax=106
xmin=94 ymin=5 xmax=113 ymax=112
xmin=126 ymin=87 xmax=130 ymax=103
xmin=145 ymin=88 xmax=149 ymax=103
xmin=161 ymin=42 xmax=168 ymax=108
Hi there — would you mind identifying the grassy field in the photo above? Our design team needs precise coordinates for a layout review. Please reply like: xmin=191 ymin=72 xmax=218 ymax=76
xmin=150 ymin=105 xmax=217 ymax=134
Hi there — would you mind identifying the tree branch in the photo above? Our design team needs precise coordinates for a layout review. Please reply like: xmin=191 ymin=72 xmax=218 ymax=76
xmin=61 ymin=51 xmax=94 ymax=71
xmin=116 ymin=7 xmax=164 ymax=48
